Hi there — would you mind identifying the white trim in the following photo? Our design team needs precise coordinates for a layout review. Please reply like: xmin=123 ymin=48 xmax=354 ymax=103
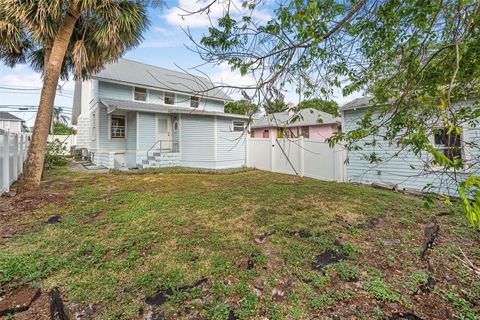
xmin=190 ymin=96 xmax=200 ymax=109
xmin=108 ymin=113 xmax=128 ymax=140
xmin=340 ymin=110 xmax=347 ymax=182
xmin=96 ymin=106 xmax=100 ymax=150
xmin=136 ymin=112 xmax=140 ymax=149
xmin=164 ymin=91 xmax=175 ymax=106
xmin=132 ymin=86 xmax=148 ymax=103
xmin=214 ymin=116 xmax=218 ymax=162
xmin=90 ymin=111 xmax=96 ymax=141
xmin=92 ymin=78 xmax=232 ymax=102
xmin=427 ymin=125 xmax=467 ymax=172
xmin=232 ymin=120 xmax=245 ymax=132
xmin=179 ymin=114 xmax=182 ymax=156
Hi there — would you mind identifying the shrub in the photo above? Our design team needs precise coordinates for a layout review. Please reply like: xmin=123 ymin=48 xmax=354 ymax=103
xmin=44 ymin=139 xmax=69 ymax=169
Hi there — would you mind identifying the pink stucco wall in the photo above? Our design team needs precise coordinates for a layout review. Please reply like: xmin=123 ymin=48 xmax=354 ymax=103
xmin=309 ymin=124 xmax=339 ymax=140
xmin=251 ymin=124 xmax=339 ymax=141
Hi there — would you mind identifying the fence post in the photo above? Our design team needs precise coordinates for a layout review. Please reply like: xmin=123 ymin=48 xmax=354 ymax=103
xmin=3 ymin=132 xmax=10 ymax=193
xmin=246 ymin=137 xmax=250 ymax=167
xmin=299 ymin=137 xmax=305 ymax=177
xmin=19 ymin=134 xmax=24 ymax=174
xmin=270 ymin=135 xmax=275 ymax=172
xmin=12 ymin=134 xmax=18 ymax=180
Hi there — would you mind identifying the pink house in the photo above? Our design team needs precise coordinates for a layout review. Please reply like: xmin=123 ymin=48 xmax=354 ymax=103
xmin=250 ymin=108 xmax=341 ymax=141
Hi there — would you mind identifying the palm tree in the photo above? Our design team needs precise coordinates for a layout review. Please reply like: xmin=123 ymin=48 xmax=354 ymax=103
xmin=52 ymin=107 xmax=70 ymax=126
xmin=0 ymin=0 xmax=151 ymax=192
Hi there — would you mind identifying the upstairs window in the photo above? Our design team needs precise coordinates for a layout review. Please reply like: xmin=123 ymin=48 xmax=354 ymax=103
xmin=263 ymin=129 xmax=269 ymax=138
xmin=233 ymin=121 xmax=245 ymax=132
xmin=165 ymin=92 xmax=175 ymax=105
xmin=432 ymin=127 xmax=463 ymax=163
xmin=111 ymin=115 xmax=126 ymax=139
xmin=190 ymin=96 xmax=200 ymax=108
xmin=134 ymin=87 xmax=147 ymax=102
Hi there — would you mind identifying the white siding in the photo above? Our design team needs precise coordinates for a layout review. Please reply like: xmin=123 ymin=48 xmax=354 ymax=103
xmin=216 ymin=117 xmax=246 ymax=168
xmin=343 ymin=107 xmax=480 ymax=195
xmin=180 ymin=115 xmax=215 ymax=168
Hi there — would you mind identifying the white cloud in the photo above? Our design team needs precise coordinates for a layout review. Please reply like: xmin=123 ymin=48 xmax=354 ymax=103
xmin=152 ymin=26 xmax=173 ymax=35
xmin=140 ymin=39 xmax=184 ymax=48
xmin=164 ymin=0 xmax=272 ymax=29
xmin=0 ymin=65 xmax=43 ymax=88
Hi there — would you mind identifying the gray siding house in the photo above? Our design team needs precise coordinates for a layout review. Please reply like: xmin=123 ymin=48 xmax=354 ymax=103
xmin=72 ymin=59 xmax=247 ymax=169
xmin=341 ymin=97 xmax=480 ymax=195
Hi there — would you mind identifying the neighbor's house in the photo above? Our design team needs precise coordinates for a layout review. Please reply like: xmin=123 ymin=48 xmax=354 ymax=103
xmin=72 ymin=59 xmax=248 ymax=169
xmin=0 ymin=112 xmax=24 ymax=133
xmin=251 ymin=108 xmax=341 ymax=141
xmin=341 ymin=97 xmax=480 ymax=195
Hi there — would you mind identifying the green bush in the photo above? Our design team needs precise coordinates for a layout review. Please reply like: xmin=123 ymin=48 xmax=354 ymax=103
xmin=44 ymin=139 xmax=70 ymax=169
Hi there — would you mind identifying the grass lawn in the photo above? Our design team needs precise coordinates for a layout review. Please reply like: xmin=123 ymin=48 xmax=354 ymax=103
xmin=1 ymin=167 xmax=479 ymax=319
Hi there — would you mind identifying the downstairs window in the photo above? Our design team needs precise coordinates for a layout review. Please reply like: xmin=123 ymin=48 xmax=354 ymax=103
xmin=432 ymin=127 xmax=463 ymax=164
xmin=111 ymin=115 xmax=126 ymax=139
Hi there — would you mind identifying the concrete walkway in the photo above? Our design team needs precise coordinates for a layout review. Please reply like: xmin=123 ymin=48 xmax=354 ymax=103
xmin=67 ymin=161 xmax=110 ymax=174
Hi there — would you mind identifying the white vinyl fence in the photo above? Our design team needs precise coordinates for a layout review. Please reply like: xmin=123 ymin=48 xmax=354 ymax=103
xmin=247 ymin=137 xmax=345 ymax=182
xmin=1 ymin=129 xmax=29 ymax=194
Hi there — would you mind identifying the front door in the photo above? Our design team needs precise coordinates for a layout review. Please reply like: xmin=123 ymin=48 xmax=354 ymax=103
xmin=157 ymin=115 xmax=171 ymax=151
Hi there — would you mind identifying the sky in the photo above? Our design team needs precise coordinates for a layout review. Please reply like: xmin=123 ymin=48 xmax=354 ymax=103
xmin=0 ymin=0 xmax=360 ymax=127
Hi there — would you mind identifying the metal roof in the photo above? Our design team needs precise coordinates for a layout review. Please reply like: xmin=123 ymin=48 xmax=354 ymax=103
xmin=100 ymin=99 xmax=249 ymax=119
xmin=93 ymin=59 xmax=232 ymax=101
xmin=251 ymin=108 xmax=340 ymax=128
xmin=0 ymin=112 xmax=24 ymax=121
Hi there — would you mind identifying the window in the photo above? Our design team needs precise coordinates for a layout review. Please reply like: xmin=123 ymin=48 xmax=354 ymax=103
xmin=285 ymin=128 xmax=298 ymax=138
xmin=432 ymin=127 xmax=463 ymax=163
xmin=263 ymin=129 xmax=269 ymax=138
xmin=301 ymin=126 xmax=309 ymax=138
xmin=190 ymin=96 xmax=200 ymax=108
xmin=233 ymin=121 xmax=245 ymax=132
xmin=250 ymin=130 xmax=255 ymax=138
xmin=110 ymin=115 xmax=126 ymax=139
xmin=165 ymin=92 xmax=175 ymax=105
xmin=277 ymin=128 xmax=284 ymax=138
xmin=134 ymin=87 xmax=147 ymax=102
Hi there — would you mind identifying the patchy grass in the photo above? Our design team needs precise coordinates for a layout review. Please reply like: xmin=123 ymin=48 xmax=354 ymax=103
xmin=0 ymin=167 xmax=479 ymax=319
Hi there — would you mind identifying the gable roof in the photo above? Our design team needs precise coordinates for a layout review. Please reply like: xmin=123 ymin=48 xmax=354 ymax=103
xmin=251 ymin=108 xmax=340 ymax=129
xmin=92 ymin=59 xmax=232 ymax=101
xmin=340 ymin=97 xmax=374 ymax=111
xmin=0 ymin=112 xmax=24 ymax=122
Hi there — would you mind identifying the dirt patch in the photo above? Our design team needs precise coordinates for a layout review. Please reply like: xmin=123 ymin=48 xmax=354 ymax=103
xmin=356 ymin=216 xmax=383 ymax=229
xmin=145 ymin=278 xmax=209 ymax=306
xmin=0 ymin=286 xmax=40 ymax=316
xmin=0 ymin=191 xmax=69 ymax=238
xmin=46 ymin=215 xmax=62 ymax=224
xmin=388 ymin=312 xmax=423 ymax=320
xmin=285 ymin=229 xmax=313 ymax=238
xmin=312 ymin=250 xmax=346 ymax=272
xmin=253 ymin=229 xmax=276 ymax=244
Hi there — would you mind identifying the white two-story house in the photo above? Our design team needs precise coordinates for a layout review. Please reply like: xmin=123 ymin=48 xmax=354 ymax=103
xmin=72 ymin=59 xmax=248 ymax=169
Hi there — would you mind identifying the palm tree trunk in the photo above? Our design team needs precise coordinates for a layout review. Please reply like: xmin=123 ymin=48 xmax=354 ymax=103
xmin=20 ymin=3 xmax=81 ymax=193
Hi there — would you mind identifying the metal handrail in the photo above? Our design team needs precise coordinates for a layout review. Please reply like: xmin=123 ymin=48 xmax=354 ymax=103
xmin=147 ymin=139 xmax=179 ymax=158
